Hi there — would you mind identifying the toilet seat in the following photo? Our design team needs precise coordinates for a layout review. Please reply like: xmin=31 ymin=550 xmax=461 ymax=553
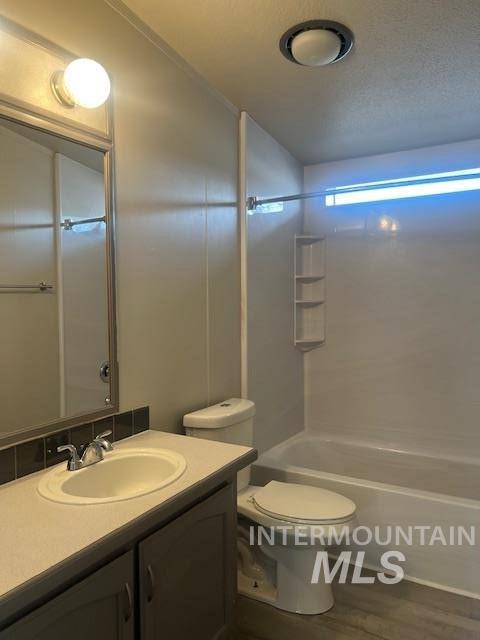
xmin=251 ymin=481 xmax=356 ymax=525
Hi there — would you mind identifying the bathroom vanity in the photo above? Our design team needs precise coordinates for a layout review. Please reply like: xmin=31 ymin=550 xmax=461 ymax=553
xmin=0 ymin=431 xmax=256 ymax=639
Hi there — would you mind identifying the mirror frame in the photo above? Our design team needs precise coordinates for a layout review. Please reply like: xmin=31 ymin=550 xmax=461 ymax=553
xmin=0 ymin=73 xmax=118 ymax=447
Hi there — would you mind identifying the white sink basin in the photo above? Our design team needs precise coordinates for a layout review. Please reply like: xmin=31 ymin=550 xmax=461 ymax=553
xmin=37 ymin=448 xmax=187 ymax=505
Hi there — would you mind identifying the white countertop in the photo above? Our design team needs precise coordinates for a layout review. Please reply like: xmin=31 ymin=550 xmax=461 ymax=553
xmin=0 ymin=430 xmax=254 ymax=602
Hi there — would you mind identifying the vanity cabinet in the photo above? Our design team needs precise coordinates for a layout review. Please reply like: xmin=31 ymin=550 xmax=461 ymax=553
xmin=140 ymin=485 xmax=235 ymax=640
xmin=0 ymin=552 xmax=134 ymax=640
xmin=0 ymin=483 xmax=236 ymax=640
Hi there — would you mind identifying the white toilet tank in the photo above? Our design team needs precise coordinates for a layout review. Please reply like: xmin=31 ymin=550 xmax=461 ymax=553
xmin=183 ymin=398 xmax=255 ymax=491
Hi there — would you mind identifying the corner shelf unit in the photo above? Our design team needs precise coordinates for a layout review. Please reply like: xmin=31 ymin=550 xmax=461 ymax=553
xmin=294 ymin=235 xmax=326 ymax=351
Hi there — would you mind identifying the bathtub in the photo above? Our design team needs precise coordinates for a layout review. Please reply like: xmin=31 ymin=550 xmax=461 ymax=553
xmin=252 ymin=432 xmax=480 ymax=598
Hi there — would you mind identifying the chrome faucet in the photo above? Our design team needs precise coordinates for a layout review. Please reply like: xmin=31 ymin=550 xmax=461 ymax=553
xmin=58 ymin=430 xmax=114 ymax=471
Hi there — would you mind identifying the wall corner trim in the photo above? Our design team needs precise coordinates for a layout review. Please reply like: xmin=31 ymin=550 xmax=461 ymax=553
xmin=104 ymin=0 xmax=239 ymax=117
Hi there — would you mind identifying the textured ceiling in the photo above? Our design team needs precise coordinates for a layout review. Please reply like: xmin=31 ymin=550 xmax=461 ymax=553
xmin=121 ymin=0 xmax=480 ymax=165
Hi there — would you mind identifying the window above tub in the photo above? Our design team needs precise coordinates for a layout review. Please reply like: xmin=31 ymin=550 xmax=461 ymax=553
xmin=325 ymin=168 xmax=480 ymax=207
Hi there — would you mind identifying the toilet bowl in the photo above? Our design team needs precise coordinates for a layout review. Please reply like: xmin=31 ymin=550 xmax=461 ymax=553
xmin=237 ymin=482 xmax=356 ymax=614
xmin=183 ymin=399 xmax=357 ymax=615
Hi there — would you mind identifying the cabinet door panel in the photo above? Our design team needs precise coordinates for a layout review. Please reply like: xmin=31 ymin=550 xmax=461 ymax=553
xmin=140 ymin=484 xmax=236 ymax=640
xmin=0 ymin=551 xmax=134 ymax=640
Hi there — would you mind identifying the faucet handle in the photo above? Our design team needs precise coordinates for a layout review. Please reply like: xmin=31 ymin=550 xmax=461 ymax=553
xmin=94 ymin=430 xmax=114 ymax=451
xmin=96 ymin=429 xmax=112 ymax=439
xmin=57 ymin=444 xmax=81 ymax=471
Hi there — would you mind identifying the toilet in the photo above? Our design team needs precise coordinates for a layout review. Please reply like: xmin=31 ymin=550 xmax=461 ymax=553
xmin=183 ymin=398 xmax=356 ymax=615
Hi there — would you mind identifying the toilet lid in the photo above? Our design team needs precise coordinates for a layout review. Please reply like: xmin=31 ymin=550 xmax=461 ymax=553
xmin=252 ymin=481 xmax=356 ymax=524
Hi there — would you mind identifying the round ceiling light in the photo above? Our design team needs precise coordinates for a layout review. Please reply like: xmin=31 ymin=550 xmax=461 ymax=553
xmin=280 ymin=20 xmax=354 ymax=67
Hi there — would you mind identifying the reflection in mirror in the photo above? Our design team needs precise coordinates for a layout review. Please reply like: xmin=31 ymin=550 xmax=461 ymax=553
xmin=0 ymin=117 xmax=110 ymax=437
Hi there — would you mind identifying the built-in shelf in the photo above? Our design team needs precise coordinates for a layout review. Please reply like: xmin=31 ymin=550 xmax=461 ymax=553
xmin=295 ymin=235 xmax=325 ymax=245
xmin=295 ymin=299 xmax=325 ymax=307
xmin=295 ymin=339 xmax=326 ymax=352
xmin=295 ymin=275 xmax=325 ymax=283
xmin=294 ymin=234 xmax=326 ymax=351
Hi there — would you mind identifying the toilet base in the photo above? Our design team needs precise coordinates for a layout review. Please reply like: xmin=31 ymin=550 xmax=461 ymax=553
xmin=238 ymin=544 xmax=335 ymax=615
xmin=238 ymin=571 xmax=277 ymax=606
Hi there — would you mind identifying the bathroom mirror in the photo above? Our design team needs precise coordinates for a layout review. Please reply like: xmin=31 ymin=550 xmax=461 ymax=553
xmin=0 ymin=111 xmax=117 ymax=445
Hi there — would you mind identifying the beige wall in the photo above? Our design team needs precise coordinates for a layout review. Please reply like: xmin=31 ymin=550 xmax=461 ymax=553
xmin=243 ymin=114 xmax=304 ymax=453
xmin=0 ymin=0 xmax=240 ymax=432
xmin=304 ymin=139 xmax=480 ymax=459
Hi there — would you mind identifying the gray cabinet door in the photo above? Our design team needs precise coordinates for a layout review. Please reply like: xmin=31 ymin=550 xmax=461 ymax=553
xmin=0 ymin=552 xmax=135 ymax=640
xmin=140 ymin=484 xmax=236 ymax=640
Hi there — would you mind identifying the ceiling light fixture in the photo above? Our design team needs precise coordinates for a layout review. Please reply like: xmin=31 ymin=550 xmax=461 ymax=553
xmin=51 ymin=58 xmax=111 ymax=109
xmin=280 ymin=20 xmax=354 ymax=67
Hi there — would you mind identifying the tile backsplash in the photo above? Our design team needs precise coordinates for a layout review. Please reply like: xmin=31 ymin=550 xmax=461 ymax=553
xmin=0 ymin=448 xmax=15 ymax=486
xmin=0 ymin=406 xmax=149 ymax=486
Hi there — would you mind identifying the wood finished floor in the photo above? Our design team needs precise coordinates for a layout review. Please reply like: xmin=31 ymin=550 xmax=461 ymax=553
xmin=233 ymin=576 xmax=480 ymax=640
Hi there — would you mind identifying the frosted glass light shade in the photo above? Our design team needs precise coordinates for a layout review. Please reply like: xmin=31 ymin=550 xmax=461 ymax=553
xmin=56 ymin=58 xmax=111 ymax=109
xmin=291 ymin=29 xmax=342 ymax=66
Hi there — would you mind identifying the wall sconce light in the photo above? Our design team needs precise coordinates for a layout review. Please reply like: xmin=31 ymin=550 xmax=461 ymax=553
xmin=51 ymin=58 xmax=111 ymax=109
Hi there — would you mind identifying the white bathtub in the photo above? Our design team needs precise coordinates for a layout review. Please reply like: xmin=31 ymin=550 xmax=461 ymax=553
xmin=252 ymin=432 xmax=480 ymax=598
